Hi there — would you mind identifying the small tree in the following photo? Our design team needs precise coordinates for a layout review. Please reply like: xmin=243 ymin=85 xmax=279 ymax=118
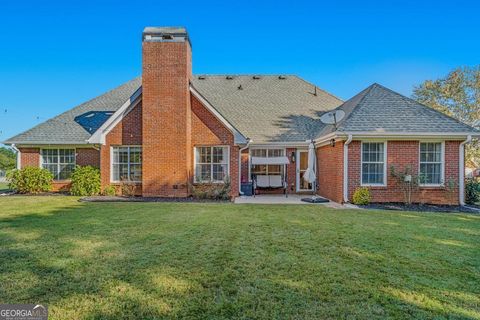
xmin=390 ymin=165 xmax=421 ymax=205
xmin=0 ymin=147 xmax=16 ymax=171
xmin=413 ymin=66 xmax=480 ymax=165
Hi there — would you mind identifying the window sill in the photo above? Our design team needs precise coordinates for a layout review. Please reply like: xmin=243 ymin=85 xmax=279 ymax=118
xmin=419 ymin=184 xmax=444 ymax=189
xmin=110 ymin=181 xmax=142 ymax=185
xmin=361 ymin=184 xmax=387 ymax=188
xmin=193 ymin=181 xmax=226 ymax=185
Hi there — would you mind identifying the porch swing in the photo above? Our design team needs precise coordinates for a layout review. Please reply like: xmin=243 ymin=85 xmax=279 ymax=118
xmin=251 ymin=155 xmax=290 ymax=197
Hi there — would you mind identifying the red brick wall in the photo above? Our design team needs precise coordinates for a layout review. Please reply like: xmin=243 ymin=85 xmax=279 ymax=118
xmin=347 ymin=140 xmax=460 ymax=205
xmin=100 ymin=103 xmax=143 ymax=195
xmin=77 ymin=148 xmax=100 ymax=167
xmin=286 ymin=148 xmax=296 ymax=193
xmin=18 ymin=147 xmax=100 ymax=192
xmin=241 ymin=149 xmax=249 ymax=183
xmin=142 ymin=39 xmax=192 ymax=197
xmin=19 ymin=148 xmax=40 ymax=167
xmin=191 ymin=95 xmax=238 ymax=197
xmin=316 ymin=142 xmax=344 ymax=203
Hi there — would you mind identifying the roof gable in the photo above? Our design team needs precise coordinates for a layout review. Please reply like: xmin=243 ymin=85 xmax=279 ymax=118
xmin=4 ymin=78 xmax=142 ymax=145
xmin=328 ymin=83 xmax=478 ymax=135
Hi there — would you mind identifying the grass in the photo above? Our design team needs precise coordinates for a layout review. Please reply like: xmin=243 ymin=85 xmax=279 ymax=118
xmin=0 ymin=197 xmax=479 ymax=319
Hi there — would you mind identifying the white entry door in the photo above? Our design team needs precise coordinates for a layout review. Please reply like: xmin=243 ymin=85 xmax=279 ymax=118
xmin=296 ymin=150 xmax=314 ymax=192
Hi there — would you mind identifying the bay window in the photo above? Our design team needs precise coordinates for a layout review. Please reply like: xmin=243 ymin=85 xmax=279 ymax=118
xmin=419 ymin=142 xmax=444 ymax=185
xmin=194 ymin=146 xmax=229 ymax=183
xmin=41 ymin=149 xmax=76 ymax=180
xmin=111 ymin=146 xmax=142 ymax=182
xmin=361 ymin=142 xmax=386 ymax=185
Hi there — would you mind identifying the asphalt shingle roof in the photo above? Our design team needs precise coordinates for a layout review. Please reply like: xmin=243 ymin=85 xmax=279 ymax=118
xmin=191 ymin=75 xmax=342 ymax=142
xmin=330 ymin=83 xmax=478 ymax=134
xmin=4 ymin=78 xmax=142 ymax=144
xmin=4 ymin=78 xmax=477 ymax=146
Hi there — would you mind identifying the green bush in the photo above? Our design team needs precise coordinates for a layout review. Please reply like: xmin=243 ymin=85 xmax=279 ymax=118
xmin=7 ymin=167 xmax=53 ymax=194
xmin=352 ymin=187 xmax=371 ymax=205
xmin=465 ymin=178 xmax=480 ymax=205
xmin=70 ymin=166 xmax=101 ymax=196
xmin=191 ymin=176 xmax=231 ymax=200
xmin=103 ymin=185 xmax=117 ymax=196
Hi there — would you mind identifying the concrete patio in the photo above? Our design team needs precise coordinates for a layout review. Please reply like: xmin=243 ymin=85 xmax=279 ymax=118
xmin=234 ymin=194 xmax=345 ymax=208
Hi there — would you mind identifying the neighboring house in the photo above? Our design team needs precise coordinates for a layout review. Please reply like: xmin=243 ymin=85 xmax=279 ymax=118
xmin=4 ymin=27 xmax=479 ymax=204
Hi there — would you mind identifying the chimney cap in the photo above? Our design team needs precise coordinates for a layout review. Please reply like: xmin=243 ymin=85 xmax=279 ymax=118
xmin=143 ymin=26 xmax=190 ymax=44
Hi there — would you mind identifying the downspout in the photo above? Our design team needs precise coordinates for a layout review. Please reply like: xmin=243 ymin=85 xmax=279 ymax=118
xmin=11 ymin=144 xmax=21 ymax=169
xmin=238 ymin=139 xmax=252 ymax=195
xmin=343 ymin=135 xmax=353 ymax=203
xmin=459 ymin=135 xmax=472 ymax=206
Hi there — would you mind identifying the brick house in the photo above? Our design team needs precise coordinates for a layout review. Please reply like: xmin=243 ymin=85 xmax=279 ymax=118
xmin=4 ymin=27 xmax=479 ymax=205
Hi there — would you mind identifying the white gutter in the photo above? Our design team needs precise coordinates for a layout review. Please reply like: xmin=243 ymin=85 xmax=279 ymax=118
xmin=343 ymin=134 xmax=353 ymax=203
xmin=315 ymin=131 xmax=480 ymax=144
xmin=238 ymin=139 xmax=252 ymax=195
xmin=11 ymin=144 xmax=21 ymax=169
xmin=249 ymin=141 xmax=309 ymax=148
xmin=459 ymin=135 xmax=472 ymax=206
xmin=340 ymin=131 xmax=479 ymax=137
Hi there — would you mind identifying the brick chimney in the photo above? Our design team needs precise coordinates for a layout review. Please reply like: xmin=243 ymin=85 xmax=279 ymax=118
xmin=142 ymin=27 xmax=192 ymax=197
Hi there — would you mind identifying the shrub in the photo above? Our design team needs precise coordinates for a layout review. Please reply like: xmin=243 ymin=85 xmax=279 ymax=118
xmin=465 ymin=178 xmax=480 ymax=205
xmin=70 ymin=166 xmax=101 ymax=196
xmin=103 ymin=185 xmax=117 ymax=196
xmin=120 ymin=181 xmax=136 ymax=197
xmin=7 ymin=167 xmax=53 ymax=194
xmin=191 ymin=176 xmax=231 ymax=200
xmin=352 ymin=187 xmax=371 ymax=205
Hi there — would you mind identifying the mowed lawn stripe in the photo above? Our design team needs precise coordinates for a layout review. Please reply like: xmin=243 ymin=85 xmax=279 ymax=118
xmin=0 ymin=196 xmax=479 ymax=319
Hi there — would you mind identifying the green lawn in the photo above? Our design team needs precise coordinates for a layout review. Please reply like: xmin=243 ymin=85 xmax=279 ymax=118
xmin=0 ymin=197 xmax=479 ymax=319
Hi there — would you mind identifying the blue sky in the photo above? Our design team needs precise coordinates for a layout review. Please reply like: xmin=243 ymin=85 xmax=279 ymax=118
xmin=1 ymin=0 xmax=479 ymax=142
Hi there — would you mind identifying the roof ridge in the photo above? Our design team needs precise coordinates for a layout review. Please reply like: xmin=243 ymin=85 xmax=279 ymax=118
xmin=192 ymin=74 xmax=297 ymax=77
xmin=335 ymin=84 xmax=377 ymax=131
xmin=372 ymin=83 xmax=478 ymax=132
xmin=293 ymin=76 xmax=344 ymax=103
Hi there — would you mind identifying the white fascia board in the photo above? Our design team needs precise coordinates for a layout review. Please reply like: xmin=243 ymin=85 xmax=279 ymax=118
xmin=88 ymin=87 xmax=142 ymax=145
xmin=315 ymin=131 xmax=479 ymax=143
xmin=11 ymin=144 xmax=98 ymax=148
xmin=249 ymin=142 xmax=309 ymax=148
xmin=189 ymin=86 xmax=247 ymax=145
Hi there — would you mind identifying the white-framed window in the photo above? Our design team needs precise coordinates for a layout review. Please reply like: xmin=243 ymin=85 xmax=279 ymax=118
xmin=419 ymin=142 xmax=444 ymax=186
xmin=250 ymin=148 xmax=285 ymax=177
xmin=41 ymin=149 xmax=76 ymax=180
xmin=111 ymin=146 xmax=142 ymax=183
xmin=194 ymin=146 xmax=229 ymax=183
xmin=361 ymin=142 xmax=387 ymax=186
